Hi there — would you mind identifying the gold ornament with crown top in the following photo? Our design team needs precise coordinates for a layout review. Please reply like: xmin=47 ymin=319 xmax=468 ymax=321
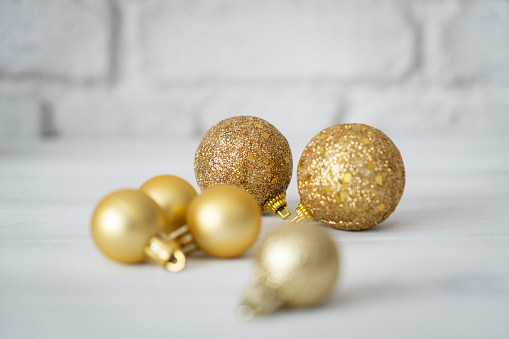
xmin=238 ymin=223 xmax=340 ymax=318
xmin=194 ymin=116 xmax=293 ymax=219
xmin=91 ymin=189 xmax=190 ymax=272
xmin=292 ymin=123 xmax=405 ymax=230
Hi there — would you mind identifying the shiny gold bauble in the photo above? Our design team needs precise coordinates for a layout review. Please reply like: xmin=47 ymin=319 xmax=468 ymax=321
xmin=194 ymin=116 xmax=292 ymax=215
xmin=139 ymin=175 xmax=197 ymax=231
xmin=239 ymin=223 xmax=339 ymax=317
xmin=91 ymin=189 xmax=168 ymax=264
xmin=186 ymin=185 xmax=261 ymax=258
xmin=296 ymin=123 xmax=405 ymax=230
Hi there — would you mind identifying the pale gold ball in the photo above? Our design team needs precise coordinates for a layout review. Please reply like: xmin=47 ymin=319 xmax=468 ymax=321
xmin=194 ymin=116 xmax=292 ymax=207
xmin=139 ymin=175 xmax=197 ymax=232
xmin=186 ymin=185 xmax=261 ymax=258
xmin=297 ymin=124 xmax=405 ymax=230
xmin=255 ymin=223 xmax=339 ymax=307
xmin=91 ymin=189 xmax=168 ymax=264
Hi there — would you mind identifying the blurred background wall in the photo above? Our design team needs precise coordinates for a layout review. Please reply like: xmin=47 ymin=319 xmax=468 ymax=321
xmin=0 ymin=0 xmax=508 ymax=142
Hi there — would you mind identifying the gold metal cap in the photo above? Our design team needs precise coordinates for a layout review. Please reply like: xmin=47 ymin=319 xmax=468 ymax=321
xmin=263 ymin=193 xmax=291 ymax=219
xmin=291 ymin=202 xmax=316 ymax=223
xmin=237 ymin=281 xmax=284 ymax=320
xmin=143 ymin=226 xmax=197 ymax=272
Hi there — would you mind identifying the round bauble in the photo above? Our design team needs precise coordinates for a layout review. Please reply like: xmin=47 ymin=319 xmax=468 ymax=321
xmin=238 ymin=222 xmax=340 ymax=318
xmin=91 ymin=189 xmax=168 ymax=263
xmin=194 ymin=116 xmax=292 ymax=218
xmin=140 ymin=175 xmax=197 ymax=231
xmin=186 ymin=185 xmax=261 ymax=258
xmin=296 ymin=123 xmax=405 ymax=230
xmin=254 ymin=223 xmax=339 ymax=307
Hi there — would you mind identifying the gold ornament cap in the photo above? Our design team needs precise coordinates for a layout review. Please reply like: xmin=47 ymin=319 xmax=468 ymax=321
xmin=237 ymin=281 xmax=284 ymax=320
xmin=291 ymin=202 xmax=316 ymax=223
xmin=194 ymin=116 xmax=293 ymax=219
xmin=262 ymin=193 xmax=291 ymax=219
xmin=296 ymin=123 xmax=405 ymax=231
xmin=186 ymin=185 xmax=261 ymax=258
xmin=144 ymin=225 xmax=198 ymax=272
xmin=91 ymin=189 xmax=191 ymax=272
xmin=143 ymin=233 xmax=187 ymax=272
xmin=238 ymin=223 xmax=340 ymax=318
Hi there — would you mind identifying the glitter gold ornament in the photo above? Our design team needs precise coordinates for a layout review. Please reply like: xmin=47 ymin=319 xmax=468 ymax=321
xmin=194 ymin=116 xmax=293 ymax=219
xmin=292 ymin=124 xmax=405 ymax=230
xmin=161 ymin=185 xmax=261 ymax=263
xmin=91 ymin=189 xmax=189 ymax=272
xmin=139 ymin=175 xmax=197 ymax=231
xmin=238 ymin=223 xmax=340 ymax=318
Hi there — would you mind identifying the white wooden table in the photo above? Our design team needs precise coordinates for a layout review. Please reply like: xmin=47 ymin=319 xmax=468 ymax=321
xmin=1 ymin=136 xmax=508 ymax=339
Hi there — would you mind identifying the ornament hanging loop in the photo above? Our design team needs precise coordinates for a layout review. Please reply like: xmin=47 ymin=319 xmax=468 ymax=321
xmin=143 ymin=233 xmax=186 ymax=272
xmin=165 ymin=249 xmax=186 ymax=272
xmin=263 ymin=193 xmax=291 ymax=219
xmin=143 ymin=226 xmax=197 ymax=272
xmin=277 ymin=207 xmax=291 ymax=219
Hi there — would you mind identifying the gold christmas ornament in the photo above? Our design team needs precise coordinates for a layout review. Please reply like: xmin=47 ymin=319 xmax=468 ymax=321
xmin=90 ymin=189 xmax=190 ymax=272
xmin=139 ymin=175 xmax=197 ymax=230
xmin=292 ymin=124 xmax=405 ymax=230
xmin=162 ymin=185 xmax=261 ymax=263
xmin=194 ymin=116 xmax=293 ymax=219
xmin=186 ymin=185 xmax=261 ymax=258
xmin=238 ymin=223 xmax=340 ymax=319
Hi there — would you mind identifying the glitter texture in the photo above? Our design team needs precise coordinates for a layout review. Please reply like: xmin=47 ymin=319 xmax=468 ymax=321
xmin=297 ymin=124 xmax=405 ymax=231
xmin=194 ymin=116 xmax=292 ymax=208
xmin=253 ymin=223 xmax=339 ymax=307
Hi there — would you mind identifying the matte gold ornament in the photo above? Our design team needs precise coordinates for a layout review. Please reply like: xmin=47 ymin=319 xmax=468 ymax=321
xmin=162 ymin=185 xmax=261 ymax=263
xmin=238 ymin=223 xmax=340 ymax=318
xmin=292 ymin=124 xmax=405 ymax=230
xmin=194 ymin=116 xmax=293 ymax=219
xmin=186 ymin=185 xmax=261 ymax=258
xmin=90 ymin=189 xmax=191 ymax=272
xmin=139 ymin=175 xmax=197 ymax=230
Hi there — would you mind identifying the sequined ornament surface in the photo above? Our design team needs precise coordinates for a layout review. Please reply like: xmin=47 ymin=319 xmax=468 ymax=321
xmin=194 ymin=116 xmax=292 ymax=217
xmin=296 ymin=124 xmax=405 ymax=230
xmin=238 ymin=223 xmax=339 ymax=318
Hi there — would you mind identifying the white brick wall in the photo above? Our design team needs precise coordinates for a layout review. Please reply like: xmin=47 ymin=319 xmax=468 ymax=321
xmin=0 ymin=0 xmax=508 ymax=140
xmin=346 ymin=85 xmax=509 ymax=134
xmin=0 ymin=96 xmax=40 ymax=139
xmin=432 ymin=1 xmax=509 ymax=83
xmin=0 ymin=0 xmax=111 ymax=81
xmin=141 ymin=0 xmax=414 ymax=81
